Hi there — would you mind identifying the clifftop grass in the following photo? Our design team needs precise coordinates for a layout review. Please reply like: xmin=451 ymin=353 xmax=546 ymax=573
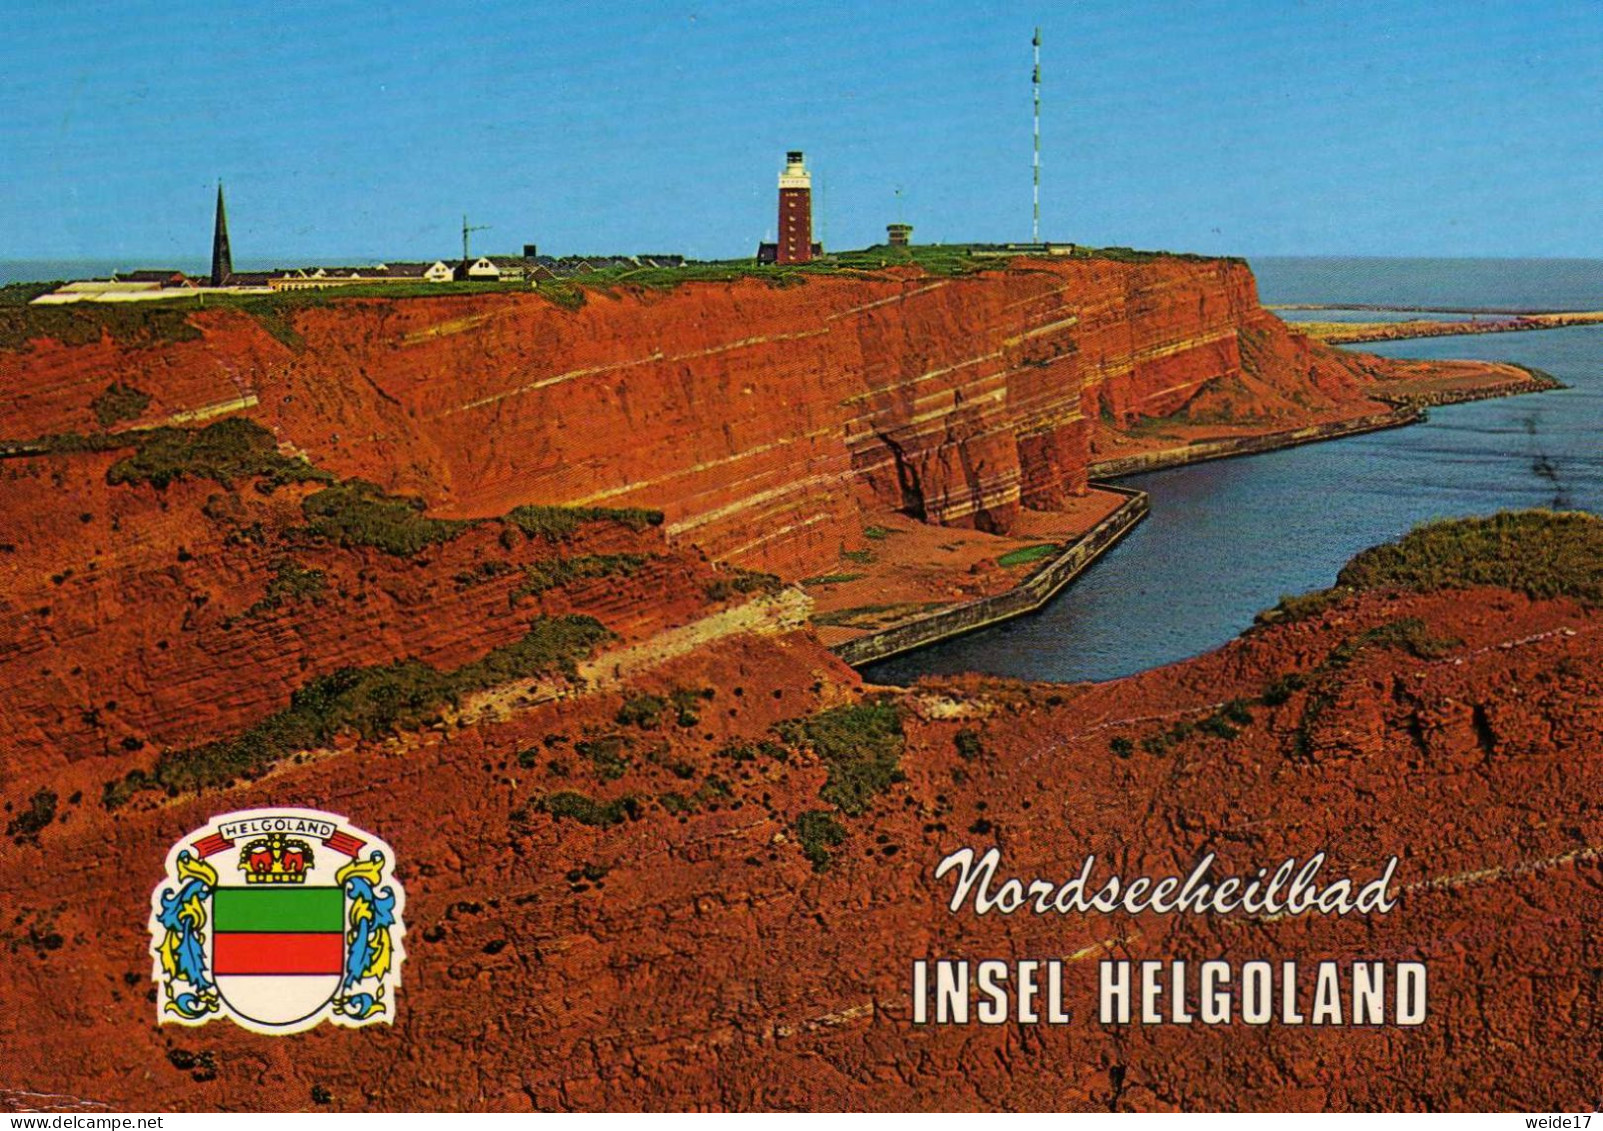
xmin=0 ymin=244 xmax=1245 ymax=348
xmin=0 ymin=283 xmax=203 ymax=351
xmin=1337 ymin=511 xmax=1603 ymax=603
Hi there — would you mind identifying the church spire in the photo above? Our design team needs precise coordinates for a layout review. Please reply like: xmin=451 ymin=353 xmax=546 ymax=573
xmin=210 ymin=182 xmax=232 ymax=287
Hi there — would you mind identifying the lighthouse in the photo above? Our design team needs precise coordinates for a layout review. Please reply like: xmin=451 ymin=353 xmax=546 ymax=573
xmin=776 ymin=151 xmax=814 ymax=265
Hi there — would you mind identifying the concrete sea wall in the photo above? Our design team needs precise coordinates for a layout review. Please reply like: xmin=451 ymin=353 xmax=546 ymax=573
xmin=832 ymin=485 xmax=1150 ymax=667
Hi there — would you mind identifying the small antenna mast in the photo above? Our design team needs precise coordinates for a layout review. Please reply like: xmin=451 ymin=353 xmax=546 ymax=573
xmin=1032 ymin=27 xmax=1042 ymax=243
xmin=462 ymin=213 xmax=491 ymax=261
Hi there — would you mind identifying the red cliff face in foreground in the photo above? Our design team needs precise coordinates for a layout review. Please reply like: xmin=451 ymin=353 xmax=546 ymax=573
xmin=3 ymin=258 xmax=1441 ymax=578
xmin=1 ymin=535 xmax=1601 ymax=1112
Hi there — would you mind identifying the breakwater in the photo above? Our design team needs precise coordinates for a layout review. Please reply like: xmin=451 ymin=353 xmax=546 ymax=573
xmin=1086 ymin=408 xmax=1421 ymax=480
xmin=1304 ymin=312 xmax=1603 ymax=346
xmin=831 ymin=485 xmax=1149 ymax=667
xmin=1371 ymin=368 xmax=1566 ymax=409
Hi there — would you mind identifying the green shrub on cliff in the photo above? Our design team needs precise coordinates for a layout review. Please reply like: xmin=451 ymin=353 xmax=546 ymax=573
xmin=775 ymin=698 xmax=906 ymax=816
xmin=795 ymin=809 xmax=848 ymax=872
xmin=106 ymin=418 xmax=331 ymax=491
xmin=103 ymin=615 xmax=613 ymax=807
xmin=6 ymin=789 xmax=57 ymax=843
xmin=523 ymin=790 xmax=639 ymax=828
xmin=1328 ymin=618 xmax=1461 ymax=668
xmin=1287 ymin=617 xmax=1463 ymax=763
xmin=669 ymin=687 xmax=710 ymax=727
xmin=616 ymin=693 xmax=666 ymax=729
xmin=239 ymin=558 xmax=328 ymax=619
xmin=704 ymin=567 xmax=783 ymax=601
xmin=201 ymin=291 xmax=333 ymax=350
xmin=503 ymin=504 xmax=663 ymax=541
xmin=453 ymin=559 xmax=516 ymax=588
xmin=716 ymin=739 xmax=790 ymax=765
xmin=533 ymin=284 xmax=587 ymax=311
xmin=1261 ymin=673 xmax=1307 ymax=706
xmin=657 ymin=775 xmax=732 ymax=817
xmin=511 ymin=553 xmax=649 ymax=600
xmin=91 ymin=382 xmax=152 ymax=427
xmin=616 ymin=689 xmax=707 ymax=731
xmin=1257 ymin=588 xmax=1346 ymax=626
xmin=298 ymin=479 xmax=475 ymax=556
xmin=575 ymin=735 xmax=632 ymax=780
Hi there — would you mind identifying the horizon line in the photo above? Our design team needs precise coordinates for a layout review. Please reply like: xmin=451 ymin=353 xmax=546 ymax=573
xmin=7 ymin=251 xmax=1603 ymax=269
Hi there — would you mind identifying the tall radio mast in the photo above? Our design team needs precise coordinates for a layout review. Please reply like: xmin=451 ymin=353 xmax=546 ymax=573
xmin=1032 ymin=27 xmax=1042 ymax=243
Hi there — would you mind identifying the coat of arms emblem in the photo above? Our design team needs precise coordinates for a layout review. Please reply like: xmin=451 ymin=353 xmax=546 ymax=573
xmin=149 ymin=808 xmax=406 ymax=1033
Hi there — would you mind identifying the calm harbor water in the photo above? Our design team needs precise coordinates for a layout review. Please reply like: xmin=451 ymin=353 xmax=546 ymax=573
xmin=866 ymin=258 xmax=1603 ymax=685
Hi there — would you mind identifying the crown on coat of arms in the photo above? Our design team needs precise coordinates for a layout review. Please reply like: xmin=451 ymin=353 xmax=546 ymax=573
xmin=238 ymin=832 xmax=314 ymax=884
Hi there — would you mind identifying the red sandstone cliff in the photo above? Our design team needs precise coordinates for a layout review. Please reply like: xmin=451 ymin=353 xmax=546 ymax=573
xmin=0 ymin=256 xmax=1417 ymax=787
xmin=2 ymin=259 xmax=1414 ymax=577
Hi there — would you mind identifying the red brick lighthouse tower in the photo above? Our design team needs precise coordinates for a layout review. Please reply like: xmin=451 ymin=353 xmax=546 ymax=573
xmin=776 ymin=151 xmax=814 ymax=265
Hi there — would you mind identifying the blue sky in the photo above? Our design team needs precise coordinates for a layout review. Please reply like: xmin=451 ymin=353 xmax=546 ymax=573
xmin=2 ymin=0 xmax=1600 ymax=263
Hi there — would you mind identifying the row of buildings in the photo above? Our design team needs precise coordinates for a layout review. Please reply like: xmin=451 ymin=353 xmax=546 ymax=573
xmin=34 ymin=250 xmax=690 ymax=305
xmin=32 ymin=185 xmax=691 ymax=305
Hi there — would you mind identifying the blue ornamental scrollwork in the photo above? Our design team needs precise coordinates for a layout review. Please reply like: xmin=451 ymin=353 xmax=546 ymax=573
xmin=334 ymin=851 xmax=398 ymax=1021
xmin=154 ymin=851 xmax=220 ymax=1020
